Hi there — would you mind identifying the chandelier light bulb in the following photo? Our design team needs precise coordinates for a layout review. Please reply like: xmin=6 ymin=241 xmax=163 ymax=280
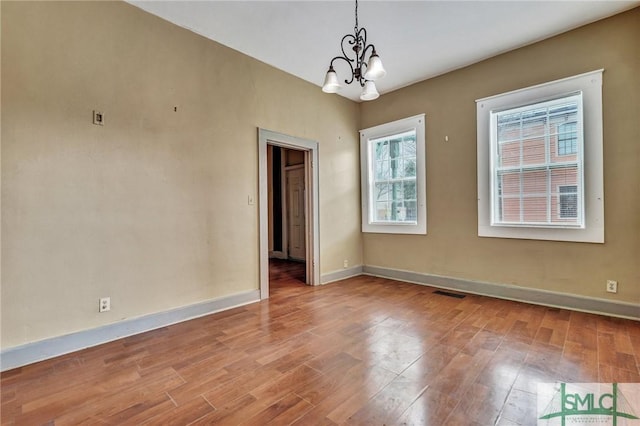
xmin=360 ymin=80 xmax=379 ymax=101
xmin=364 ymin=51 xmax=386 ymax=81
xmin=322 ymin=66 xmax=341 ymax=93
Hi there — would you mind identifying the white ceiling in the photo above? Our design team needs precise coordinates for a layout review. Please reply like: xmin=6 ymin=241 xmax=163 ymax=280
xmin=128 ymin=1 xmax=639 ymax=102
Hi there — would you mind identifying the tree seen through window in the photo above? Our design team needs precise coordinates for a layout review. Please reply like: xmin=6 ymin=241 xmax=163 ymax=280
xmin=372 ymin=131 xmax=417 ymax=222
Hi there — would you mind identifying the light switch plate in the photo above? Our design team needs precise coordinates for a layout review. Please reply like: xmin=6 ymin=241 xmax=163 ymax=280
xmin=93 ymin=110 xmax=104 ymax=126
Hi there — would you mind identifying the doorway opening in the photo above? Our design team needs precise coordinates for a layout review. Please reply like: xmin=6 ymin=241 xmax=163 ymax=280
xmin=258 ymin=129 xmax=319 ymax=299
xmin=269 ymin=146 xmax=306 ymax=288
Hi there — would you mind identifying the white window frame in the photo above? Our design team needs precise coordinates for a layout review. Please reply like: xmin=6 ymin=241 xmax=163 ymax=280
xmin=476 ymin=70 xmax=604 ymax=243
xmin=360 ymin=114 xmax=426 ymax=234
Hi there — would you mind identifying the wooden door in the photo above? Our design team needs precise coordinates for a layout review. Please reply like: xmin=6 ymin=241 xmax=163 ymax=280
xmin=286 ymin=167 xmax=306 ymax=261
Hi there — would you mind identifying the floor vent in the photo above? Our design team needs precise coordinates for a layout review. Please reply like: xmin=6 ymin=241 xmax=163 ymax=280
xmin=433 ymin=290 xmax=466 ymax=299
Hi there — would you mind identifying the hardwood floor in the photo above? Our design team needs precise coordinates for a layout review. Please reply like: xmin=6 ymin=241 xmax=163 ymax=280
xmin=2 ymin=274 xmax=639 ymax=425
xmin=269 ymin=259 xmax=306 ymax=291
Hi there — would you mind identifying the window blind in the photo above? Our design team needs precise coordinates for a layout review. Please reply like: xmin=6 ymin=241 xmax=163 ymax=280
xmin=491 ymin=94 xmax=584 ymax=227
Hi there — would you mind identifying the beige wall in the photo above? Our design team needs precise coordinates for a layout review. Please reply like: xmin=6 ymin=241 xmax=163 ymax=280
xmin=361 ymin=8 xmax=640 ymax=304
xmin=3 ymin=1 xmax=637 ymax=351
xmin=1 ymin=1 xmax=362 ymax=348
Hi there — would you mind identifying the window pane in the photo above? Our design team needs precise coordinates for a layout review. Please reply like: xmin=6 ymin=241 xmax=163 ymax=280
xmin=499 ymin=142 xmax=520 ymax=167
xmin=404 ymin=137 xmax=416 ymax=157
xmin=522 ymin=169 xmax=547 ymax=195
xmin=390 ymin=158 xmax=401 ymax=178
xmin=500 ymin=172 xmax=521 ymax=194
xmin=523 ymin=197 xmax=547 ymax=222
xmin=549 ymin=103 xmax=578 ymax=122
xmin=404 ymin=181 xmax=416 ymax=200
xmin=403 ymin=158 xmax=416 ymax=177
xmin=491 ymin=94 xmax=583 ymax=227
xmin=375 ymin=183 xmax=389 ymax=201
xmin=522 ymin=111 xmax=547 ymax=138
xmin=502 ymin=198 xmax=520 ymax=222
xmin=375 ymin=202 xmax=391 ymax=221
xmin=391 ymin=182 xmax=404 ymax=200
xmin=368 ymin=128 xmax=419 ymax=224
xmin=404 ymin=201 xmax=417 ymax=221
xmin=375 ymin=160 xmax=389 ymax=180
xmin=551 ymin=166 xmax=578 ymax=187
xmin=557 ymin=122 xmax=577 ymax=156
xmin=390 ymin=139 xmax=401 ymax=161
xmin=375 ymin=141 xmax=389 ymax=161
xmin=522 ymin=138 xmax=545 ymax=166
xmin=497 ymin=112 xmax=521 ymax=141
xmin=392 ymin=202 xmax=405 ymax=221
xmin=558 ymin=185 xmax=578 ymax=219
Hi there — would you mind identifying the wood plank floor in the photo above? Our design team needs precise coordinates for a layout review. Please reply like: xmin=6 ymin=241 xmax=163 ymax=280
xmin=2 ymin=268 xmax=639 ymax=425
xmin=269 ymin=259 xmax=306 ymax=289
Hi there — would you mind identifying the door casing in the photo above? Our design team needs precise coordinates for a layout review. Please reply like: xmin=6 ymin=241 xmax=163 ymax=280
xmin=258 ymin=129 xmax=320 ymax=299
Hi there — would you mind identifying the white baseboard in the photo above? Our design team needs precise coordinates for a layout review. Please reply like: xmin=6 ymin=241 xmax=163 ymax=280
xmin=0 ymin=290 xmax=260 ymax=372
xmin=363 ymin=265 xmax=639 ymax=321
xmin=4 ymin=267 xmax=636 ymax=372
xmin=321 ymin=265 xmax=363 ymax=284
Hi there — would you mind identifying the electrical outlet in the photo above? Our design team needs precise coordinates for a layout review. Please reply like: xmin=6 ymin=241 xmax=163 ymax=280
xmin=99 ymin=297 xmax=111 ymax=312
xmin=343 ymin=259 xmax=349 ymax=268
xmin=606 ymin=280 xmax=618 ymax=293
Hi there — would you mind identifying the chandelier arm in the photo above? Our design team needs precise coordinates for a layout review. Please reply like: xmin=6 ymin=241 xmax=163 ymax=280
xmin=361 ymin=43 xmax=376 ymax=60
xmin=354 ymin=27 xmax=369 ymax=84
xmin=340 ymin=33 xmax=357 ymax=61
xmin=356 ymin=27 xmax=367 ymax=48
xmin=329 ymin=55 xmax=356 ymax=85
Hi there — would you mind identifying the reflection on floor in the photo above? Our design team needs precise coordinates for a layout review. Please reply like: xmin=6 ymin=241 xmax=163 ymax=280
xmin=269 ymin=258 xmax=306 ymax=293
xmin=3 ymin=274 xmax=639 ymax=425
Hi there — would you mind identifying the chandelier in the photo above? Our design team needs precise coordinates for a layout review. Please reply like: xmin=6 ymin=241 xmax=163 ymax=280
xmin=321 ymin=0 xmax=386 ymax=101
